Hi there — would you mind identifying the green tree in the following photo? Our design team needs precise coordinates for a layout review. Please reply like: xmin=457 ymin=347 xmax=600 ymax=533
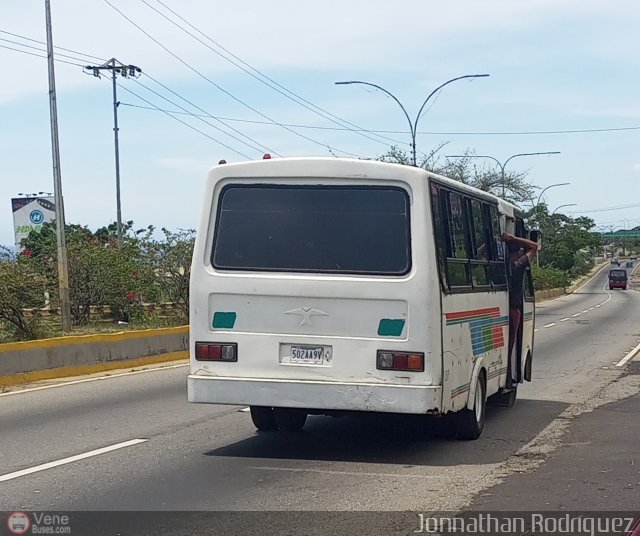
xmin=21 ymin=222 xmax=158 ymax=325
xmin=526 ymin=204 xmax=601 ymax=275
xmin=378 ymin=146 xmax=536 ymax=204
xmin=0 ymin=246 xmax=47 ymax=340
xmin=140 ymin=228 xmax=195 ymax=321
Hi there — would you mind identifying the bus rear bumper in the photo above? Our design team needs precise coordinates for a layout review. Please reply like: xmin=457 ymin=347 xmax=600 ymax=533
xmin=187 ymin=375 xmax=442 ymax=414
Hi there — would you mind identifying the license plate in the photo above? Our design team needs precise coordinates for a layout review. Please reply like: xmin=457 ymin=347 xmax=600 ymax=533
xmin=290 ymin=345 xmax=325 ymax=364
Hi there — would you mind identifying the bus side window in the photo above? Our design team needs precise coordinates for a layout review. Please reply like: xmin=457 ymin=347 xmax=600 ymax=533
xmin=470 ymin=199 xmax=488 ymax=260
xmin=486 ymin=204 xmax=507 ymax=287
xmin=446 ymin=192 xmax=471 ymax=288
xmin=469 ymin=199 xmax=490 ymax=287
xmin=524 ymin=269 xmax=535 ymax=301
xmin=430 ymin=184 xmax=448 ymax=290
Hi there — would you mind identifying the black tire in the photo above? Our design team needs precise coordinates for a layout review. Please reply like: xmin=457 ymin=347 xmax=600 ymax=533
xmin=453 ymin=372 xmax=486 ymax=440
xmin=488 ymin=385 xmax=517 ymax=408
xmin=250 ymin=406 xmax=277 ymax=432
xmin=274 ymin=408 xmax=307 ymax=432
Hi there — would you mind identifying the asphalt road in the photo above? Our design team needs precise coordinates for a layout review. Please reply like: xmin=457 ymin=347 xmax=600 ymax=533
xmin=1 ymin=263 xmax=639 ymax=533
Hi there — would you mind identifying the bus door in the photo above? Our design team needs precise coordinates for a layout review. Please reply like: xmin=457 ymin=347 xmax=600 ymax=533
xmin=509 ymin=217 xmax=534 ymax=384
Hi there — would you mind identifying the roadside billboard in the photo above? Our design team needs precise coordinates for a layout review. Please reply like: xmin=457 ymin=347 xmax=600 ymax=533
xmin=11 ymin=196 xmax=56 ymax=247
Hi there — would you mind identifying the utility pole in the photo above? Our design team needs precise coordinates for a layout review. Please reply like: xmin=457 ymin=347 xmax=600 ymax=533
xmin=84 ymin=59 xmax=141 ymax=247
xmin=44 ymin=0 xmax=71 ymax=332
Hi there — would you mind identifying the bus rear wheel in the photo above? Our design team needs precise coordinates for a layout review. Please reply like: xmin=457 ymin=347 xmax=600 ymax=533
xmin=250 ymin=406 xmax=277 ymax=432
xmin=274 ymin=408 xmax=307 ymax=432
xmin=453 ymin=372 xmax=486 ymax=440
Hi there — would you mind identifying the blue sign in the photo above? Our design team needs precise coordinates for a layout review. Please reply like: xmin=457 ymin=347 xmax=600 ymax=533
xmin=29 ymin=210 xmax=44 ymax=224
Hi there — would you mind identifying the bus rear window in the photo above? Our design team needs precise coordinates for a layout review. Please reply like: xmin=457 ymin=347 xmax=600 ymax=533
xmin=609 ymin=270 xmax=627 ymax=279
xmin=211 ymin=184 xmax=411 ymax=275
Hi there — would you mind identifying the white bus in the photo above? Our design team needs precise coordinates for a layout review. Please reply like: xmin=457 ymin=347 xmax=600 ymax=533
xmin=188 ymin=157 xmax=535 ymax=440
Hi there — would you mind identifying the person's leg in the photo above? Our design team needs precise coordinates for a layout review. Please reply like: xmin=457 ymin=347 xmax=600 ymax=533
xmin=508 ymin=308 xmax=522 ymax=385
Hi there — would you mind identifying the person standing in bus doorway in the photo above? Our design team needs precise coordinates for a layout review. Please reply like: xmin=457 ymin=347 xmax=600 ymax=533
xmin=502 ymin=233 xmax=538 ymax=387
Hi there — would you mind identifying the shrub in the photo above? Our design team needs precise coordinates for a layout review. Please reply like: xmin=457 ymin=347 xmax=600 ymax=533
xmin=532 ymin=264 xmax=569 ymax=291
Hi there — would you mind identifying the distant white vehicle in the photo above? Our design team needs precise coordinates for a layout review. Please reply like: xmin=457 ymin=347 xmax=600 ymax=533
xmin=188 ymin=157 xmax=535 ymax=440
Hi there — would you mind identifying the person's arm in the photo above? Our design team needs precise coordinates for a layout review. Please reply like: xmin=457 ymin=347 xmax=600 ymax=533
xmin=502 ymin=233 xmax=538 ymax=262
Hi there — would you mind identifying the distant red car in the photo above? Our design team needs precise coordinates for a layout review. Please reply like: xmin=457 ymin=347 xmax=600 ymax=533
xmin=609 ymin=269 xmax=627 ymax=290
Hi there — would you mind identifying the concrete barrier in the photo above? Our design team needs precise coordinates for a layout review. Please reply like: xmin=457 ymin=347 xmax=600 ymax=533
xmin=535 ymin=288 xmax=566 ymax=302
xmin=0 ymin=326 xmax=188 ymax=387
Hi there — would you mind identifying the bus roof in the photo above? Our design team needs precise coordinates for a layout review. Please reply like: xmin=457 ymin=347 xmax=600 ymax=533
xmin=208 ymin=156 xmax=522 ymax=213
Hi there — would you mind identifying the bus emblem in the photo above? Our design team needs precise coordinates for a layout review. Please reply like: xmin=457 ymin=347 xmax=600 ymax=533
xmin=284 ymin=307 xmax=328 ymax=326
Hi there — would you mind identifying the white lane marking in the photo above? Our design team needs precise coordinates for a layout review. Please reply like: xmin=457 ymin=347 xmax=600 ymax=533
xmin=249 ymin=466 xmax=442 ymax=479
xmin=582 ymin=309 xmax=590 ymax=314
xmin=571 ymin=313 xmax=581 ymax=317
xmin=601 ymin=281 xmax=613 ymax=304
xmin=534 ymin=329 xmax=539 ymax=333
xmin=595 ymin=305 xmax=601 ymax=308
xmin=239 ymin=407 xmax=251 ymax=412
xmin=0 ymin=439 xmax=148 ymax=483
xmin=0 ymin=364 xmax=189 ymax=398
xmin=616 ymin=341 xmax=640 ymax=367
xmin=544 ymin=323 xmax=557 ymax=328
xmin=588 ymin=307 xmax=595 ymax=311
xmin=560 ymin=318 xmax=570 ymax=322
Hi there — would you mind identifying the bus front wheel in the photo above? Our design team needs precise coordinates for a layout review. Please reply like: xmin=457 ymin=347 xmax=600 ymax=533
xmin=453 ymin=372 xmax=486 ymax=440
xmin=250 ymin=406 xmax=278 ymax=432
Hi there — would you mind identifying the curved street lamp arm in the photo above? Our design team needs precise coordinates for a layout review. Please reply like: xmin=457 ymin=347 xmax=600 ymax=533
xmin=536 ymin=182 xmax=570 ymax=206
xmin=335 ymin=80 xmax=414 ymax=138
xmin=504 ymin=151 xmax=562 ymax=172
xmin=551 ymin=203 xmax=577 ymax=215
xmin=415 ymin=74 xmax=490 ymax=132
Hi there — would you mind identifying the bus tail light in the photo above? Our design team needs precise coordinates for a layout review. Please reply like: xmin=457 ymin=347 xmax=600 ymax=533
xmin=195 ymin=342 xmax=237 ymax=362
xmin=377 ymin=351 xmax=424 ymax=372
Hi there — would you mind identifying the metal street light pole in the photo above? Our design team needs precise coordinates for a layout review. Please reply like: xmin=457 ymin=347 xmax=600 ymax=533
xmin=600 ymin=224 xmax=616 ymax=259
xmin=551 ymin=203 xmax=577 ymax=215
xmin=446 ymin=152 xmax=561 ymax=197
xmin=622 ymin=218 xmax=631 ymax=256
xmin=336 ymin=74 xmax=490 ymax=166
xmin=44 ymin=0 xmax=71 ymax=332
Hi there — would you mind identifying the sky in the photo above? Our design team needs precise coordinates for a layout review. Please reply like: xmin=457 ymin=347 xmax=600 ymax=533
xmin=1 ymin=0 xmax=640 ymax=246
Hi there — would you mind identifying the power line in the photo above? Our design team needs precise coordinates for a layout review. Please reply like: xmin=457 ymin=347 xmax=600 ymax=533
xmin=3 ymin=28 xmax=639 ymax=140
xmin=422 ymin=126 xmax=640 ymax=136
xmin=102 ymin=0 xmax=365 ymax=159
xmin=0 ymin=42 xmax=85 ymax=67
xmin=142 ymin=0 xmax=408 ymax=151
xmin=0 ymin=29 xmax=105 ymax=62
xmin=0 ymin=36 xmax=97 ymax=64
xmin=0 ymin=28 xmax=279 ymax=156
xmin=572 ymin=202 xmax=640 ymax=214
xmin=118 ymin=84 xmax=253 ymax=159
xmin=131 ymin=76 xmax=278 ymax=156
